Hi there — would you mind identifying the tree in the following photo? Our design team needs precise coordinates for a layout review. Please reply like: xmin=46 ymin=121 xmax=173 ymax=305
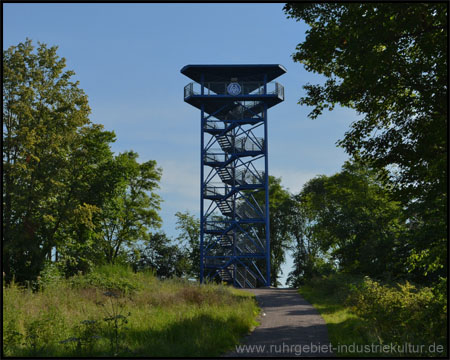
xmin=50 ymin=123 xmax=118 ymax=276
xmin=286 ymin=196 xmax=334 ymax=287
xmin=132 ymin=232 xmax=190 ymax=278
xmin=292 ymin=161 xmax=407 ymax=279
xmin=284 ymin=3 xmax=447 ymax=283
xmin=2 ymin=40 xmax=163 ymax=281
xmin=175 ymin=211 xmax=200 ymax=279
xmin=2 ymin=39 xmax=114 ymax=281
xmin=252 ymin=176 xmax=294 ymax=286
xmin=99 ymin=151 xmax=162 ymax=264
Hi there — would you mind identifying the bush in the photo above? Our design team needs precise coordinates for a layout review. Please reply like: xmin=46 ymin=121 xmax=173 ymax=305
xmin=306 ymin=273 xmax=365 ymax=302
xmin=69 ymin=264 xmax=144 ymax=295
xmin=3 ymin=280 xmax=26 ymax=355
xmin=37 ymin=261 xmax=63 ymax=290
xmin=348 ymin=277 xmax=447 ymax=355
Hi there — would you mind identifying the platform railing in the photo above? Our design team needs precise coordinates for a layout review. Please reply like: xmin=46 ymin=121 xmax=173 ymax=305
xmin=204 ymin=186 xmax=226 ymax=198
xmin=205 ymin=120 xmax=225 ymax=131
xmin=204 ymin=153 xmax=226 ymax=164
xmin=184 ymin=81 xmax=284 ymax=99
xmin=236 ymin=201 xmax=261 ymax=219
xmin=204 ymin=221 xmax=233 ymax=232
xmin=235 ymin=169 xmax=265 ymax=185
xmin=234 ymin=136 xmax=264 ymax=152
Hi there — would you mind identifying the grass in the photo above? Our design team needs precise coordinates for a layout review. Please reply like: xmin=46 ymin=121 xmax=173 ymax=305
xmin=298 ymin=274 xmax=380 ymax=357
xmin=3 ymin=265 xmax=259 ymax=357
xmin=298 ymin=274 xmax=447 ymax=357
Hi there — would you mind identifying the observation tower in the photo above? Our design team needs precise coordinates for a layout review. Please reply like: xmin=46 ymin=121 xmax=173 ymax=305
xmin=181 ymin=64 xmax=286 ymax=287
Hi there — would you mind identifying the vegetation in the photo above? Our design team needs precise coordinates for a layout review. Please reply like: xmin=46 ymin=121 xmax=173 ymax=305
xmin=3 ymin=264 xmax=259 ymax=357
xmin=3 ymin=3 xmax=448 ymax=355
xmin=282 ymin=4 xmax=447 ymax=356
xmin=284 ymin=1 xmax=447 ymax=285
xmin=299 ymin=274 xmax=447 ymax=357
xmin=2 ymin=40 xmax=162 ymax=282
xmin=298 ymin=274 xmax=370 ymax=356
xmin=253 ymin=176 xmax=296 ymax=286
xmin=287 ymin=161 xmax=407 ymax=285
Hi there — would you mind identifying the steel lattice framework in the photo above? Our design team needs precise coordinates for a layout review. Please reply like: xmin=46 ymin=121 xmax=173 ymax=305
xmin=181 ymin=65 xmax=286 ymax=287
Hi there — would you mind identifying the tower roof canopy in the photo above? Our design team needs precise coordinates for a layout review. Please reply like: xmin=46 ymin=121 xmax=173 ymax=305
xmin=181 ymin=64 xmax=286 ymax=83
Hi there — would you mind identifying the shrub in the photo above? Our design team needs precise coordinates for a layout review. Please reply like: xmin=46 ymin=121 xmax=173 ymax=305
xmin=37 ymin=261 xmax=63 ymax=290
xmin=3 ymin=280 xmax=25 ymax=355
xmin=306 ymin=273 xmax=364 ymax=302
xmin=69 ymin=264 xmax=142 ymax=295
xmin=348 ymin=277 xmax=447 ymax=355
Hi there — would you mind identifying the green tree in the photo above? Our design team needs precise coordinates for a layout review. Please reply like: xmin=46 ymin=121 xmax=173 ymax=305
xmin=133 ymin=232 xmax=190 ymax=278
xmin=293 ymin=161 xmax=407 ymax=278
xmin=2 ymin=39 xmax=114 ymax=281
xmin=51 ymin=124 xmax=118 ymax=276
xmin=175 ymin=211 xmax=200 ymax=279
xmin=2 ymin=40 xmax=163 ymax=281
xmin=284 ymin=2 xmax=447 ymax=283
xmin=252 ymin=176 xmax=294 ymax=286
xmin=99 ymin=151 xmax=162 ymax=264
xmin=286 ymin=196 xmax=334 ymax=287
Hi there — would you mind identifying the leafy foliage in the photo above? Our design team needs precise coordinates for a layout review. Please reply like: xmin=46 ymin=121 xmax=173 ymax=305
xmin=284 ymin=2 xmax=447 ymax=284
xmin=252 ymin=176 xmax=295 ymax=286
xmin=288 ymin=161 xmax=407 ymax=285
xmin=298 ymin=274 xmax=447 ymax=356
xmin=3 ymin=39 xmax=98 ymax=281
xmin=99 ymin=151 xmax=162 ymax=264
xmin=348 ymin=277 xmax=447 ymax=354
xmin=69 ymin=264 xmax=141 ymax=295
xmin=2 ymin=40 xmax=162 ymax=282
xmin=133 ymin=232 xmax=190 ymax=278
xmin=175 ymin=211 xmax=201 ymax=279
xmin=286 ymin=194 xmax=335 ymax=287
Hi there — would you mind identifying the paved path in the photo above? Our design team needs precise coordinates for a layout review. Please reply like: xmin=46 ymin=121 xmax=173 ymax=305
xmin=226 ymin=288 xmax=333 ymax=357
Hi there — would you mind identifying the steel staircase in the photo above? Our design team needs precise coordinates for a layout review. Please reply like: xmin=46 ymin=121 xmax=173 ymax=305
xmin=217 ymin=199 xmax=233 ymax=217
xmin=219 ymin=234 xmax=233 ymax=247
xmin=182 ymin=64 xmax=286 ymax=288
xmin=217 ymin=167 xmax=233 ymax=185
xmin=217 ymin=134 xmax=234 ymax=152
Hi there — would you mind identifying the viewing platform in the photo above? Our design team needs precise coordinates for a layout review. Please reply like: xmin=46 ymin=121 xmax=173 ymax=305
xmin=181 ymin=64 xmax=286 ymax=113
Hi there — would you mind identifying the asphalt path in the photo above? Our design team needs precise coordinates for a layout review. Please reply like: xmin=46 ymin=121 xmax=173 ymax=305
xmin=225 ymin=288 xmax=334 ymax=357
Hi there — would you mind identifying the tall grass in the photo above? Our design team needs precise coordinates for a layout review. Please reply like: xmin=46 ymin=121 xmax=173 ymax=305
xmin=3 ymin=265 xmax=259 ymax=357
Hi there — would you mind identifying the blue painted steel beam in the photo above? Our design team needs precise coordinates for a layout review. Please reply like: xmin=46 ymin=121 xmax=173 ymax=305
xmin=200 ymin=100 xmax=205 ymax=284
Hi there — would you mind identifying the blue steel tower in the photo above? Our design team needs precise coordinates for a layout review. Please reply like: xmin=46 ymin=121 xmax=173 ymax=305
xmin=181 ymin=65 xmax=286 ymax=288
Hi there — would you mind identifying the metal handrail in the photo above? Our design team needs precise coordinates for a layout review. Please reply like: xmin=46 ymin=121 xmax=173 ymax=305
xmin=204 ymin=186 xmax=226 ymax=197
xmin=235 ymin=169 xmax=265 ymax=185
xmin=236 ymin=202 xmax=260 ymax=219
xmin=205 ymin=120 xmax=224 ymax=131
xmin=184 ymin=81 xmax=284 ymax=99
xmin=234 ymin=136 xmax=264 ymax=152
xmin=204 ymin=153 xmax=225 ymax=163
xmin=236 ymin=267 xmax=257 ymax=288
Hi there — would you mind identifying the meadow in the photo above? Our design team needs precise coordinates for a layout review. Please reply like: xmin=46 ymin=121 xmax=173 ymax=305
xmin=3 ymin=265 xmax=259 ymax=357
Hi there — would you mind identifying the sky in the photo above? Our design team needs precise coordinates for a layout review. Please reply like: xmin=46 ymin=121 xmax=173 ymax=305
xmin=3 ymin=3 xmax=358 ymax=286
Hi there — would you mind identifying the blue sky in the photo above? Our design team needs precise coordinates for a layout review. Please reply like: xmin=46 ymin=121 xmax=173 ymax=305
xmin=3 ymin=3 xmax=358 ymax=285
